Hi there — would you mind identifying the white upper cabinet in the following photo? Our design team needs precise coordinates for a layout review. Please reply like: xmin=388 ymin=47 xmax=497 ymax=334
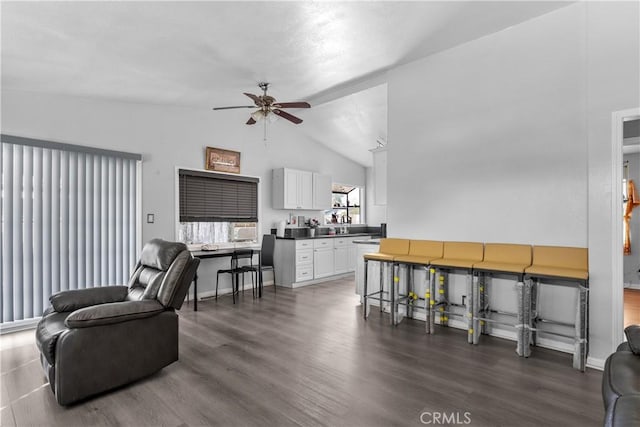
xmin=312 ymin=173 xmax=332 ymax=210
xmin=273 ymin=168 xmax=329 ymax=210
xmin=372 ymin=147 xmax=387 ymax=206
xmin=273 ymin=168 xmax=314 ymax=210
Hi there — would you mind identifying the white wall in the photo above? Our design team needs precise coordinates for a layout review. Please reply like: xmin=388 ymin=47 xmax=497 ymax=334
xmin=585 ymin=1 xmax=640 ymax=362
xmin=387 ymin=2 xmax=639 ymax=363
xmin=1 ymin=90 xmax=366 ymax=295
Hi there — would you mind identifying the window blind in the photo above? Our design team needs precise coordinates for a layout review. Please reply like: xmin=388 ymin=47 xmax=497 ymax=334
xmin=179 ymin=169 xmax=258 ymax=222
xmin=1 ymin=135 xmax=141 ymax=325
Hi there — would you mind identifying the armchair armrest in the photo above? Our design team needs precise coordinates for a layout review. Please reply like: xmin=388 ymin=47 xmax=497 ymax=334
xmin=625 ymin=325 xmax=640 ymax=355
xmin=65 ymin=300 xmax=165 ymax=328
xmin=50 ymin=286 xmax=129 ymax=312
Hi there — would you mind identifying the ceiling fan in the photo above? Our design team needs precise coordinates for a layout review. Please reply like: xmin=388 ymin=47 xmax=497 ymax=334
xmin=213 ymin=82 xmax=311 ymax=125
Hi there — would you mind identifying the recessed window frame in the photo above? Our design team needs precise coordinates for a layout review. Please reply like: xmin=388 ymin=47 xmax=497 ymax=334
xmin=174 ymin=167 xmax=261 ymax=248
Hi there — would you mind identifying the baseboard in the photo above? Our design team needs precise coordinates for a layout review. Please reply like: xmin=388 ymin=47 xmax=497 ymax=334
xmin=535 ymin=336 xmax=574 ymax=354
xmin=586 ymin=356 xmax=605 ymax=371
xmin=0 ymin=318 xmax=40 ymax=335
xmin=624 ymin=283 xmax=640 ymax=290
xmin=288 ymin=273 xmax=354 ymax=289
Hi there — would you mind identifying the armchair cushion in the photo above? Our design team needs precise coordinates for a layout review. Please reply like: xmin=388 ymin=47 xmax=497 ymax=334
xmin=36 ymin=311 xmax=71 ymax=366
xmin=624 ymin=325 xmax=640 ymax=355
xmin=50 ymin=286 xmax=128 ymax=312
xmin=65 ymin=300 xmax=165 ymax=329
xmin=140 ymin=238 xmax=187 ymax=270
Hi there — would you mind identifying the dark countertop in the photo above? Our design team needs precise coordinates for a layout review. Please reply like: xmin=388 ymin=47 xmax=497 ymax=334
xmin=353 ymin=238 xmax=381 ymax=245
xmin=275 ymin=233 xmax=380 ymax=240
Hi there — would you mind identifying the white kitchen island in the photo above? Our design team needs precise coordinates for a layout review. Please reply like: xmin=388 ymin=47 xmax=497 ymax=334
xmin=353 ymin=239 xmax=380 ymax=302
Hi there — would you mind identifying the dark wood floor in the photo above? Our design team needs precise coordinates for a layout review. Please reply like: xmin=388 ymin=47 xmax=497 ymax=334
xmin=1 ymin=277 xmax=603 ymax=426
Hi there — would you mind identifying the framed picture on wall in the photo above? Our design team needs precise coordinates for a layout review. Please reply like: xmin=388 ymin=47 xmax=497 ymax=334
xmin=205 ymin=147 xmax=241 ymax=174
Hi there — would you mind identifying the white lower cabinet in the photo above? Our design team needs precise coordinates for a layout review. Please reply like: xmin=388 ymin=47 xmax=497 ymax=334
xmin=295 ymin=240 xmax=314 ymax=282
xmin=274 ymin=236 xmax=371 ymax=288
xmin=348 ymin=244 xmax=357 ymax=271
xmin=313 ymin=239 xmax=335 ymax=279
xmin=333 ymin=238 xmax=350 ymax=274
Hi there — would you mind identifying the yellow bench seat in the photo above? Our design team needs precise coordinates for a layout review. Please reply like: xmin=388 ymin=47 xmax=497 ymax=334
xmin=364 ymin=253 xmax=397 ymax=262
xmin=473 ymin=243 xmax=532 ymax=274
xmin=524 ymin=246 xmax=588 ymax=281
xmin=363 ymin=238 xmax=410 ymax=262
xmin=473 ymin=261 xmax=531 ymax=274
xmin=394 ymin=240 xmax=443 ymax=265
xmin=524 ymin=265 xmax=588 ymax=280
xmin=394 ymin=254 xmax=439 ymax=265
xmin=430 ymin=241 xmax=484 ymax=270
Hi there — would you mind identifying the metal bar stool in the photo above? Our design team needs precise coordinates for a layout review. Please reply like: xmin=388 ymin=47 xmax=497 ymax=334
xmin=429 ymin=242 xmax=484 ymax=343
xmin=393 ymin=240 xmax=443 ymax=333
xmin=363 ymin=238 xmax=410 ymax=325
xmin=524 ymin=246 xmax=589 ymax=371
xmin=470 ymin=243 xmax=532 ymax=356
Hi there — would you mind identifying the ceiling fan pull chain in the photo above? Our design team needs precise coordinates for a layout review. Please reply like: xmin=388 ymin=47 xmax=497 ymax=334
xmin=263 ymin=119 xmax=267 ymax=142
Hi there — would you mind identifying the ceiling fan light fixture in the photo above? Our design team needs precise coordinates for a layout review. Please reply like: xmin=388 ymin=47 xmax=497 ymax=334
xmin=214 ymin=83 xmax=310 ymax=128
xmin=251 ymin=110 xmax=265 ymax=121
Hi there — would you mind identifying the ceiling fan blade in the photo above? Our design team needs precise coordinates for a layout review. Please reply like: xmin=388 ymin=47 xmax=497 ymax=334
xmin=212 ymin=106 xmax=255 ymax=110
xmin=244 ymin=92 xmax=262 ymax=106
xmin=272 ymin=102 xmax=311 ymax=109
xmin=273 ymin=109 xmax=303 ymax=124
xmin=246 ymin=117 xmax=257 ymax=125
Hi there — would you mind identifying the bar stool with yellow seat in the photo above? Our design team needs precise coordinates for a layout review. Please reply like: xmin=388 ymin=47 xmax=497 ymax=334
xmin=429 ymin=242 xmax=484 ymax=342
xmin=393 ymin=240 xmax=444 ymax=333
xmin=471 ymin=243 xmax=532 ymax=355
xmin=523 ymin=245 xmax=589 ymax=371
xmin=363 ymin=238 xmax=410 ymax=325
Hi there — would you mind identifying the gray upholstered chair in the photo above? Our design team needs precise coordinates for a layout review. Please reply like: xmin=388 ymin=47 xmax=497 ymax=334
xmin=35 ymin=239 xmax=199 ymax=405
xmin=602 ymin=325 xmax=640 ymax=426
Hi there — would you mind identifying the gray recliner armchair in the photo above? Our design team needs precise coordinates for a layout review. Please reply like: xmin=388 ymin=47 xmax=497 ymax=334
xmin=35 ymin=239 xmax=199 ymax=405
xmin=602 ymin=325 xmax=640 ymax=426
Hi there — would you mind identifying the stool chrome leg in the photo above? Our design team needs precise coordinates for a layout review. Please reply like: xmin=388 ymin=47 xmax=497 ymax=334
xmin=530 ymin=280 xmax=539 ymax=347
xmin=522 ymin=278 xmax=533 ymax=358
xmin=390 ymin=262 xmax=396 ymax=325
xmin=472 ymin=272 xmax=481 ymax=344
xmin=437 ymin=270 xmax=448 ymax=327
xmin=466 ymin=271 xmax=474 ymax=344
xmin=407 ymin=265 xmax=413 ymax=320
xmin=380 ymin=261 xmax=385 ymax=314
xmin=574 ymin=284 xmax=588 ymax=371
xmin=481 ymin=274 xmax=489 ymax=337
xmin=363 ymin=259 xmax=369 ymax=319
xmin=515 ymin=280 xmax=525 ymax=356
xmin=428 ymin=268 xmax=436 ymax=334
xmin=424 ymin=267 xmax=431 ymax=334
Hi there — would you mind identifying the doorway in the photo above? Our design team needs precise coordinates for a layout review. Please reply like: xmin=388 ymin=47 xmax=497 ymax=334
xmin=623 ymin=119 xmax=640 ymax=326
xmin=612 ymin=108 xmax=640 ymax=345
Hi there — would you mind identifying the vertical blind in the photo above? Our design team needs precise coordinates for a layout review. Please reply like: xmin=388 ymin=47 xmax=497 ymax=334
xmin=179 ymin=169 xmax=258 ymax=222
xmin=1 ymin=135 xmax=141 ymax=324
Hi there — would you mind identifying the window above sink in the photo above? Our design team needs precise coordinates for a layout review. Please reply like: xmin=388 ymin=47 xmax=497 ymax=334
xmin=324 ymin=183 xmax=362 ymax=225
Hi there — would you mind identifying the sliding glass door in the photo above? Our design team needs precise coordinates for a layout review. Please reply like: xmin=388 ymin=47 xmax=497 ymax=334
xmin=1 ymin=135 xmax=141 ymax=327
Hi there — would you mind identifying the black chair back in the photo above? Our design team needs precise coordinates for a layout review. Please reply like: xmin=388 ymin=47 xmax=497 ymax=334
xmin=231 ymin=249 xmax=254 ymax=269
xmin=261 ymin=235 xmax=276 ymax=267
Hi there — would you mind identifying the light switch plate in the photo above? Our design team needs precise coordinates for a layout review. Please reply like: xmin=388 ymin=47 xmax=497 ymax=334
xmin=147 ymin=214 xmax=155 ymax=224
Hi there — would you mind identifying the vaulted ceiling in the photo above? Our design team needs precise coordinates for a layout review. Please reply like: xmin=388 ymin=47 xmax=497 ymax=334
xmin=1 ymin=1 xmax=569 ymax=166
